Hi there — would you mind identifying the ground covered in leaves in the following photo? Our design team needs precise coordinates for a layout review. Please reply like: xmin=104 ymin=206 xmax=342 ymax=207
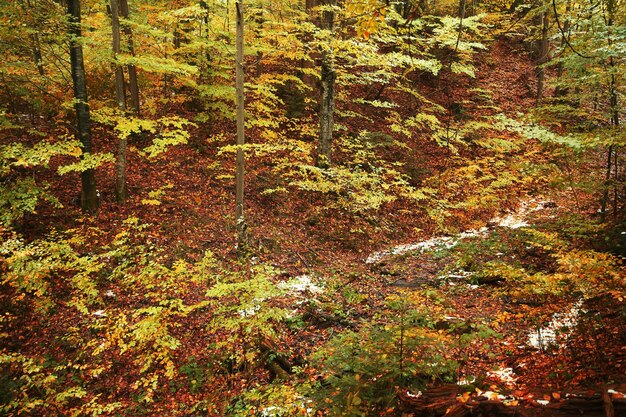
xmin=1 ymin=37 xmax=625 ymax=416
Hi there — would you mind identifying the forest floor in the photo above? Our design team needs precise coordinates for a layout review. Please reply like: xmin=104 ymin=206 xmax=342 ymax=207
xmin=4 ymin=36 xmax=625 ymax=416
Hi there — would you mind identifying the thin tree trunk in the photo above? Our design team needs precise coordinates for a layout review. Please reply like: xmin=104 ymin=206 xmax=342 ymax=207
xmin=68 ymin=0 xmax=98 ymax=213
xmin=199 ymin=0 xmax=211 ymax=76
xmin=315 ymin=0 xmax=336 ymax=169
xmin=613 ymin=150 xmax=618 ymax=220
xmin=609 ymin=75 xmax=619 ymax=128
xmin=536 ymin=7 xmax=550 ymax=105
xmin=119 ymin=0 xmax=140 ymax=116
xmin=110 ymin=0 xmax=129 ymax=202
xmin=555 ymin=0 xmax=571 ymax=97
xmin=608 ymin=6 xmax=621 ymax=221
xmin=31 ymin=34 xmax=45 ymax=76
xmin=317 ymin=50 xmax=335 ymax=168
xmin=601 ymin=145 xmax=613 ymax=221
xmin=609 ymin=71 xmax=619 ymax=220
xmin=601 ymin=1 xmax=620 ymax=220
xmin=235 ymin=0 xmax=247 ymax=252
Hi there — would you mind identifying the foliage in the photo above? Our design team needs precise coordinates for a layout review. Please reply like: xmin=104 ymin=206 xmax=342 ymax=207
xmin=0 ymin=220 xmax=212 ymax=415
xmin=0 ymin=0 xmax=625 ymax=414
xmin=0 ymin=137 xmax=80 ymax=225
xmin=205 ymin=264 xmax=289 ymax=371
xmin=228 ymin=383 xmax=310 ymax=417
xmin=309 ymin=292 xmax=460 ymax=416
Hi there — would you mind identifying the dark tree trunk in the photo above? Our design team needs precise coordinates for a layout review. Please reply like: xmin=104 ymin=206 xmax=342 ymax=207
xmin=601 ymin=145 xmax=614 ymax=221
xmin=600 ymin=4 xmax=620 ymax=220
xmin=68 ymin=0 xmax=98 ymax=213
xmin=315 ymin=0 xmax=336 ymax=169
xmin=317 ymin=50 xmax=335 ymax=168
xmin=536 ymin=7 xmax=550 ymax=105
xmin=120 ymin=0 xmax=140 ymax=116
xmin=554 ymin=0 xmax=571 ymax=97
xmin=31 ymin=33 xmax=45 ymax=76
xmin=110 ymin=0 xmax=128 ymax=202
xmin=235 ymin=0 xmax=248 ymax=253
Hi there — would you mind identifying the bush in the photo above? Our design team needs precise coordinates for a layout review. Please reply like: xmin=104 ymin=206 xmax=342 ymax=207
xmin=309 ymin=293 xmax=458 ymax=416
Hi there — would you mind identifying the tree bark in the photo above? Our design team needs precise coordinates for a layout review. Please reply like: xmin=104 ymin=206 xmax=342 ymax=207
xmin=119 ymin=0 xmax=140 ymax=116
xmin=315 ymin=0 xmax=336 ymax=169
xmin=68 ymin=0 xmax=98 ymax=213
xmin=536 ymin=6 xmax=550 ymax=105
xmin=110 ymin=0 xmax=129 ymax=203
xmin=31 ymin=33 xmax=45 ymax=76
xmin=600 ymin=1 xmax=620 ymax=220
xmin=601 ymin=145 xmax=613 ymax=221
xmin=554 ymin=0 xmax=570 ymax=97
xmin=235 ymin=0 xmax=248 ymax=253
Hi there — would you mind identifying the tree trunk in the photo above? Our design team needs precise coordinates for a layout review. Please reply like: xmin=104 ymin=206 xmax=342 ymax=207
xmin=235 ymin=0 xmax=247 ymax=253
xmin=536 ymin=6 xmax=550 ymax=105
xmin=600 ymin=2 xmax=620 ymax=220
xmin=601 ymin=145 xmax=613 ymax=221
xmin=119 ymin=0 xmax=140 ymax=116
xmin=110 ymin=0 xmax=129 ymax=203
xmin=608 ymin=71 xmax=620 ymax=220
xmin=68 ymin=0 xmax=98 ymax=213
xmin=31 ymin=33 xmax=44 ymax=76
xmin=554 ymin=0 xmax=571 ymax=97
xmin=317 ymin=50 xmax=335 ymax=168
xmin=315 ymin=0 xmax=336 ymax=169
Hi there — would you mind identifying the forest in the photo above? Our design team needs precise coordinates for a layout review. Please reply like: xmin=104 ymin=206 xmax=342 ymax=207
xmin=0 ymin=0 xmax=625 ymax=415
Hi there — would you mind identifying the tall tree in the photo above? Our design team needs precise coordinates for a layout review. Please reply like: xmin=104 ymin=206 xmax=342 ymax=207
xmin=68 ymin=0 xmax=98 ymax=212
xmin=110 ymin=0 xmax=129 ymax=202
xmin=549 ymin=0 xmax=624 ymax=218
xmin=535 ymin=2 xmax=550 ymax=105
xmin=119 ymin=0 xmax=140 ymax=116
xmin=236 ymin=0 xmax=248 ymax=252
xmin=600 ymin=0 xmax=621 ymax=220
xmin=316 ymin=0 xmax=336 ymax=169
xmin=110 ymin=0 xmax=140 ymax=203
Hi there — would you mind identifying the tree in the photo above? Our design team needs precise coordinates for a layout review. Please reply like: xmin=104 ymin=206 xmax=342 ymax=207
xmin=316 ymin=0 xmax=337 ymax=169
xmin=547 ymin=0 xmax=625 ymax=219
xmin=535 ymin=1 xmax=551 ymax=105
xmin=236 ymin=0 xmax=248 ymax=252
xmin=110 ymin=0 xmax=129 ymax=202
xmin=68 ymin=0 xmax=98 ymax=212
xmin=119 ymin=0 xmax=140 ymax=116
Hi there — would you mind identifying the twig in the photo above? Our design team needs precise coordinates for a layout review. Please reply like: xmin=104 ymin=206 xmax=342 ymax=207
xmin=296 ymin=251 xmax=310 ymax=268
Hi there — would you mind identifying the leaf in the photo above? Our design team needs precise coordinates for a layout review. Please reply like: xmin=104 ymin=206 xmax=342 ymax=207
xmin=141 ymin=199 xmax=161 ymax=206
xmin=57 ymin=153 xmax=115 ymax=175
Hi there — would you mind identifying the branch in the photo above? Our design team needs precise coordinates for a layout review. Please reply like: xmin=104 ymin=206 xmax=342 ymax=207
xmin=552 ymin=0 xmax=595 ymax=59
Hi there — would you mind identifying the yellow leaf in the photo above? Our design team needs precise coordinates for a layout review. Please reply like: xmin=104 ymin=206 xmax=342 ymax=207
xmin=141 ymin=199 xmax=162 ymax=206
